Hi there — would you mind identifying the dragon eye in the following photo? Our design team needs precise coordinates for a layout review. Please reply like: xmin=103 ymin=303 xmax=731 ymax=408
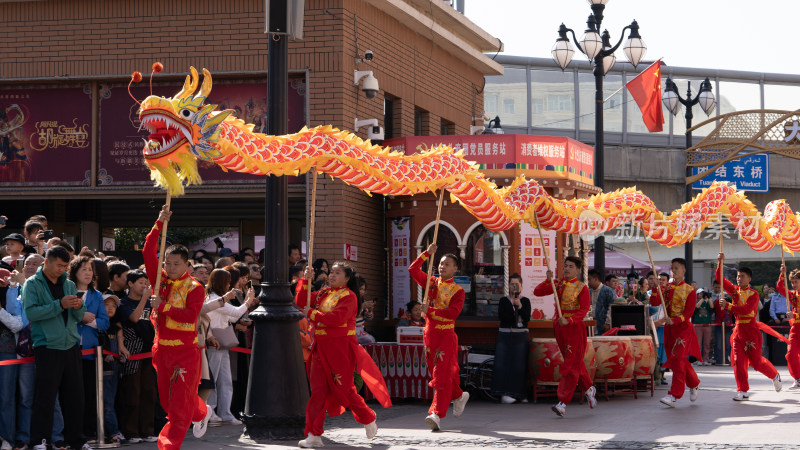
xmin=179 ymin=109 xmax=195 ymax=120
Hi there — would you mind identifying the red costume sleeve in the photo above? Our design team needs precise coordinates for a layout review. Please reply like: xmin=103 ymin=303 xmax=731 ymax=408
xmin=729 ymin=288 xmax=758 ymax=316
xmin=309 ymin=290 xmax=357 ymax=326
xmin=409 ymin=251 xmax=433 ymax=288
xmin=157 ymin=283 xmax=204 ymax=322
xmin=295 ymin=278 xmax=318 ymax=309
xmin=568 ymin=285 xmax=591 ymax=325
xmin=649 ymin=287 xmax=665 ymax=306
xmin=143 ymin=220 xmax=165 ymax=289
xmin=777 ymin=274 xmax=793 ymax=300
xmin=429 ymin=286 xmax=465 ymax=321
xmin=533 ymin=279 xmax=553 ymax=297
xmin=715 ymin=264 xmax=737 ymax=297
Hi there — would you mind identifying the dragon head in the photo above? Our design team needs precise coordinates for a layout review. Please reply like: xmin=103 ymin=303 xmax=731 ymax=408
xmin=138 ymin=66 xmax=231 ymax=195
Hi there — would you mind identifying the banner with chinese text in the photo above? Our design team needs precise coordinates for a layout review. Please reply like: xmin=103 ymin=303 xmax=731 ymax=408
xmin=391 ymin=217 xmax=412 ymax=318
xmin=0 ymin=88 xmax=92 ymax=186
xmin=385 ymin=134 xmax=594 ymax=185
xmin=520 ymin=222 xmax=557 ymax=320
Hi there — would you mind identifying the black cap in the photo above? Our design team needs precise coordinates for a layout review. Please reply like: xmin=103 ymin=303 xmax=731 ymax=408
xmin=2 ymin=233 xmax=25 ymax=244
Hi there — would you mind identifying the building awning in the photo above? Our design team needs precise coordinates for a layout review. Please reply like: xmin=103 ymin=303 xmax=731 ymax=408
xmin=588 ymin=251 xmax=668 ymax=278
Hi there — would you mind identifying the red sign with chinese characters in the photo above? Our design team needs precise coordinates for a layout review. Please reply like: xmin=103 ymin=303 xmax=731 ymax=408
xmin=384 ymin=134 xmax=594 ymax=185
xmin=0 ymin=88 xmax=92 ymax=186
xmin=99 ymin=77 xmax=306 ymax=186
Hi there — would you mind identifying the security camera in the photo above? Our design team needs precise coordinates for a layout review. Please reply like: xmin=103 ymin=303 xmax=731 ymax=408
xmin=354 ymin=118 xmax=384 ymax=141
xmin=364 ymin=50 xmax=374 ymax=61
xmin=354 ymin=70 xmax=380 ymax=99
xmin=470 ymin=125 xmax=485 ymax=135
xmin=367 ymin=125 xmax=384 ymax=141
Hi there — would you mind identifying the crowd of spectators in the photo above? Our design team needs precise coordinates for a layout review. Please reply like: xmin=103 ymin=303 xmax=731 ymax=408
xmin=0 ymin=214 xmax=287 ymax=450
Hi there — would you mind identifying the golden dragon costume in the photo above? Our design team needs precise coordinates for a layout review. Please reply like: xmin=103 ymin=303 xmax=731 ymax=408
xmin=135 ymin=67 xmax=800 ymax=253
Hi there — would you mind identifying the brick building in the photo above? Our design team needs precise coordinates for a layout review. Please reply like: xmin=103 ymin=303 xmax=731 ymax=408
xmin=0 ymin=0 xmax=502 ymax=321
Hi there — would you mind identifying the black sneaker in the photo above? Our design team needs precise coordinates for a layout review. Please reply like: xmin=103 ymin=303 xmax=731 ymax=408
xmin=13 ymin=441 xmax=29 ymax=450
xmin=52 ymin=441 xmax=67 ymax=450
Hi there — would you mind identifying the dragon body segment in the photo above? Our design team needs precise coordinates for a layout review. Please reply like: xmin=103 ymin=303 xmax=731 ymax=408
xmin=136 ymin=67 xmax=800 ymax=253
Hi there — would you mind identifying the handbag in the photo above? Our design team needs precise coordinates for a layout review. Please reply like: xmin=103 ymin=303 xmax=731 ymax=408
xmin=211 ymin=325 xmax=239 ymax=350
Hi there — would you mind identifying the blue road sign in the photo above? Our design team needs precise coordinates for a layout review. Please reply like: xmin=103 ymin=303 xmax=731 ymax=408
xmin=691 ymin=154 xmax=769 ymax=192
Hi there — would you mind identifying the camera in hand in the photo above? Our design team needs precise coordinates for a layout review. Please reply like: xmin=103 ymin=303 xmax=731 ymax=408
xmin=42 ymin=230 xmax=54 ymax=240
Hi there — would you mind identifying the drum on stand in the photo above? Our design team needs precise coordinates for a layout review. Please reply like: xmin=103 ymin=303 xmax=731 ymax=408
xmin=590 ymin=336 xmax=634 ymax=382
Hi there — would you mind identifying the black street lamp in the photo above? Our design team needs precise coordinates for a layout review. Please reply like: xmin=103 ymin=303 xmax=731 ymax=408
xmin=242 ymin=0 xmax=309 ymax=440
xmin=662 ymin=77 xmax=716 ymax=284
xmin=551 ymin=0 xmax=646 ymax=278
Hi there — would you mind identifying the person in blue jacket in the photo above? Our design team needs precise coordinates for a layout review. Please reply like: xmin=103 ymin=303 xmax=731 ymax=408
xmin=68 ymin=255 xmax=109 ymax=439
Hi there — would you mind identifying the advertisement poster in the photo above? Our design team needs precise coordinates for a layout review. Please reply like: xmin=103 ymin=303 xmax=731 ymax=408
xmin=99 ymin=76 xmax=306 ymax=186
xmin=391 ymin=217 xmax=411 ymax=318
xmin=520 ymin=222 xmax=557 ymax=320
xmin=0 ymin=88 xmax=92 ymax=186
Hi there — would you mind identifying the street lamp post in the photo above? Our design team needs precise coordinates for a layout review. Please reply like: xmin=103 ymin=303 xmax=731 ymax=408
xmin=551 ymin=0 xmax=647 ymax=278
xmin=242 ymin=0 xmax=309 ymax=440
xmin=662 ymin=77 xmax=716 ymax=284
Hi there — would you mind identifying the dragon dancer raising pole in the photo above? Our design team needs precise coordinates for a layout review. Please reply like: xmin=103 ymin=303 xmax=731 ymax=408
xmin=144 ymin=205 xmax=211 ymax=449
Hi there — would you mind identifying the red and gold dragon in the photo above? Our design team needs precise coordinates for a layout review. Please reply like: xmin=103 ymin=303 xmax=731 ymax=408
xmin=135 ymin=67 xmax=800 ymax=252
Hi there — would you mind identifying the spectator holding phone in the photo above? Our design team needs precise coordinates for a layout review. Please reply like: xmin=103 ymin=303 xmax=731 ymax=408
xmin=205 ymin=269 xmax=256 ymax=424
xmin=2 ymin=233 xmax=27 ymax=271
xmin=22 ymin=246 xmax=87 ymax=450
xmin=492 ymin=274 xmax=531 ymax=404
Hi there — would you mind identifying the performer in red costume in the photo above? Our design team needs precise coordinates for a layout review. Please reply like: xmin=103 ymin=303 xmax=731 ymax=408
xmin=649 ymin=258 xmax=702 ymax=408
xmin=533 ymin=256 xmax=596 ymax=417
xmin=777 ymin=264 xmax=800 ymax=389
xmin=716 ymin=252 xmax=782 ymax=400
xmin=409 ymin=244 xmax=469 ymax=431
xmin=144 ymin=205 xmax=211 ymax=449
xmin=295 ymin=261 xmax=390 ymax=448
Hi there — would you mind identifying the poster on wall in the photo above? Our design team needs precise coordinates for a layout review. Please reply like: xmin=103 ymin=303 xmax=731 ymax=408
xmin=98 ymin=77 xmax=306 ymax=186
xmin=520 ymin=222 xmax=557 ymax=319
xmin=0 ymin=88 xmax=92 ymax=186
xmin=390 ymin=217 xmax=411 ymax=319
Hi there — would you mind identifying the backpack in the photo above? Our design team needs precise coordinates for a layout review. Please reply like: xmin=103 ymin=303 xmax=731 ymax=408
xmin=16 ymin=325 xmax=33 ymax=358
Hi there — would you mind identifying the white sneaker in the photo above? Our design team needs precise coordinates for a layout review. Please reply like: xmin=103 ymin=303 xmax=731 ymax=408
xmin=1 ymin=440 xmax=12 ymax=450
xmin=585 ymin=385 xmax=597 ymax=409
xmin=364 ymin=420 xmax=378 ymax=439
xmin=32 ymin=441 xmax=47 ymax=450
xmin=689 ymin=383 xmax=700 ymax=402
xmin=298 ymin=434 xmax=324 ymax=448
xmin=192 ymin=404 xmax=213 ymax=438
xmin=425 ymin=413 xmax=440 ymax=431
xmin=551 ymin=401 xmax=566 ymax=417
xmin=126 ymin=437 xmax=142 ymax=444
xmin=773 ymin=373 xmax=783 ymax=392
xmin=733 ymin=391 xmax=749 ymax=401
xmin=790 ymin=379 xmax=800 ymax=390
xmin=659 ymin=394 xmax=677 ymax=408
xmin=224 ymin=418 xmax=242 ymax=425
xmin=209 ymin=412 xmax=223 ymax=423
xmin=500 ymin=395 xmax=516 ymax=404
xmin=452 ymin=391 xmax=469 ymax=417
xmin=142 ymin=435 xmax=158 ymax=442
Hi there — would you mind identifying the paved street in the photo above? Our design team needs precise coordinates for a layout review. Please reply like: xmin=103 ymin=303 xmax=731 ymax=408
xmin=126 ymin=364 xmax=800 ymax=449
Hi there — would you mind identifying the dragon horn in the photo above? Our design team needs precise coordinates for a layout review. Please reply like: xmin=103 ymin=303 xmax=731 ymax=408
xmin=196 ymin=68 xmax=212 ymax=100
xmin=175 ymin=67 xmax=200 ymax=100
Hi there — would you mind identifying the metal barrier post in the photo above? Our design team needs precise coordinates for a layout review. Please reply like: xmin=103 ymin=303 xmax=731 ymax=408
xmin=92 ymin=346 xmax=119 ymax=448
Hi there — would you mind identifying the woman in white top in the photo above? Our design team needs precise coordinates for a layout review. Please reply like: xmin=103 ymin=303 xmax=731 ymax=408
xmin=204 ymin=269 xmax=258 ymax=424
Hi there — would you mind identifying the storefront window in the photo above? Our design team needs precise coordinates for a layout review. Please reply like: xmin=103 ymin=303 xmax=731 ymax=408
xmin=463 ymin=224 xmax=506 ymax=318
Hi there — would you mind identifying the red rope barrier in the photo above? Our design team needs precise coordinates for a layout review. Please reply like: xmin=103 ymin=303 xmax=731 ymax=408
xmin=0 ymin=346 xmax=252 ymax=366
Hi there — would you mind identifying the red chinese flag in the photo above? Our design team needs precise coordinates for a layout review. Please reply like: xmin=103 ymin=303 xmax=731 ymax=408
xmin=626 ymin=60 xmax=664 ymax=133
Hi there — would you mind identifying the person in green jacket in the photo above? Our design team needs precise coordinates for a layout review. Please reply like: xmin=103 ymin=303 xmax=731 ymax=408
xmin=22 ymin=246 xmax=87 ymax=450
xmin=693 ymin=290 xmax=715 ymax=366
